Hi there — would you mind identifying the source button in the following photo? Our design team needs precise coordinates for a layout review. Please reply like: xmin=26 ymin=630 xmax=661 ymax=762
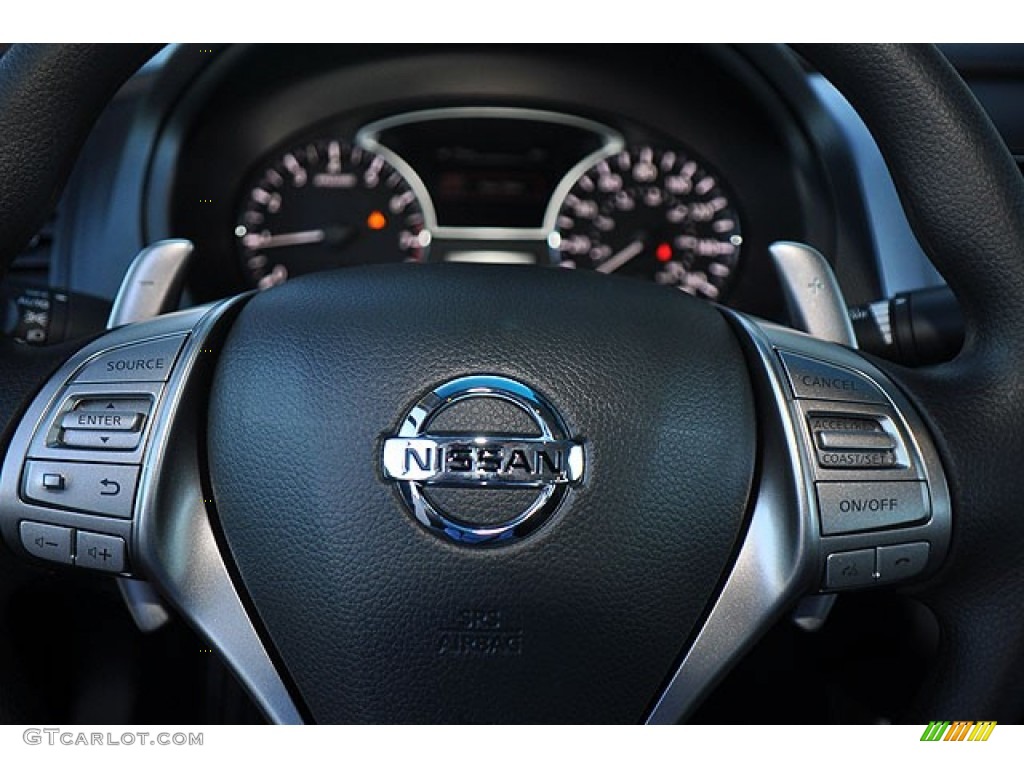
xmin=72 ymin=335 xmax=185 ymax=384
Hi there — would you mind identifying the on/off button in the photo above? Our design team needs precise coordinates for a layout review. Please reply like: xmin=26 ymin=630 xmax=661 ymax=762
xmin=816 ymin=481 xmax=931 ymax=535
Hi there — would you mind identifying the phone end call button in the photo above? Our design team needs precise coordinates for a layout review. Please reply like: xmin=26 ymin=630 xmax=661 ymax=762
xmin=876 ymin=542 xmax=930 ymax=584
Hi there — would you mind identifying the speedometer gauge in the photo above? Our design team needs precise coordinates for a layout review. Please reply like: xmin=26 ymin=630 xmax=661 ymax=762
xmin=551 ymin=146 xmax=741 ymax=301
xmin=235 ymin=139 xmax=429 ymax=289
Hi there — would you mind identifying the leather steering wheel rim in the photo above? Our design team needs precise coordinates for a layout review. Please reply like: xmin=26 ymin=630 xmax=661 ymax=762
xmin=799 ymin=44 xmax=1024 ymax=723
xmin=0 ymin=43 xmax=1021 ymax=722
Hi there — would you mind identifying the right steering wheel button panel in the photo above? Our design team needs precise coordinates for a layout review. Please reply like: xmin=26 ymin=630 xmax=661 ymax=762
xmin=774 ymin=344 xmax=945 ymax=592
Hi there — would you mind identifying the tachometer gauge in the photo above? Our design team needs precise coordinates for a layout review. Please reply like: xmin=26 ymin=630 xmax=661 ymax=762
xmin=235 ymin=139 xmax=430 ymax=289
xmin=551 ymin=146 xmax=741 ymax=301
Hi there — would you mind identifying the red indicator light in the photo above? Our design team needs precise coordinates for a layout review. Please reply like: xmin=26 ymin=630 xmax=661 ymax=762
xmin=655 ymin=242 xmax=672 ymax=262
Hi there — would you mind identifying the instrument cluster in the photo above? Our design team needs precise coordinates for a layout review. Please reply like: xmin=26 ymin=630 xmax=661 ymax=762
xmin=232 ymin=108 xmax=746 ymax=301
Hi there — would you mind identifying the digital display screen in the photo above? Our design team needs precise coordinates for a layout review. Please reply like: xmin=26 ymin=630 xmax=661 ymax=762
xmin=435 ymin=169 xmax=551 ymax=228
xmin=374 ymin=117 xmax=605 ymax=229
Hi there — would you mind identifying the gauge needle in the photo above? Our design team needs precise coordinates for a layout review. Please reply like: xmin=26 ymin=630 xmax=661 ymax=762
xmin=241 ymin=229 xmax=326 ymax=250
xmin=596 ymin=240 xmax=645 ymax=274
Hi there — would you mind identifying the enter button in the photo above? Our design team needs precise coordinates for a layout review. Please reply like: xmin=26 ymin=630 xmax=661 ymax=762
xmin=60 ymin=410 xmax=141 ymax=432
xmin=817 ymin=481 xmax=931 ymax=535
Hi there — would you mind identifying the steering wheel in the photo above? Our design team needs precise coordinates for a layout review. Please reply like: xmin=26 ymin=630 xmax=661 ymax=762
xmin=0 ymin=44 xmax=1019 ymax=724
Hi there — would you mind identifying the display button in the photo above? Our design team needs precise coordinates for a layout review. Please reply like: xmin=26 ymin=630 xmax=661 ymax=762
xmin=60 ymin=431 xmax=142 ymax=450
xmin=779 ymin=351 xmax=888 ymax=404
xmin=817 ymin=481 xmax=930 ymax=535
xmin=75 ymin=530 xmax=126 ymax=573
xmin=19 ymin=521 xmax=73 ymax=564
xmin=41 ymin=473 xmax=65 ymax=490
xmin=72 ymin=335 xmax=185 ymax=384
xmin=876 ymin=541 xmax=930 ymax=584
xmin=60 ymin=410 xmax=141 ymax=431
xmin=825 ymin=549 xmax=876 ymax=589
xmin=23 ymin=460 xmax=139 ymax=519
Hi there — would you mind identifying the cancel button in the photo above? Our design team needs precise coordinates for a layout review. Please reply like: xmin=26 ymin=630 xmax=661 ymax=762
xmin=816 ymin=481 xmax=930 ymax=536
xmin=778 ymin=351 xmax=887 ymax=405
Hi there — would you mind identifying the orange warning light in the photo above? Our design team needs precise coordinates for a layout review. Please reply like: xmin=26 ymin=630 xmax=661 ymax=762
xmin=367 ymin=210 xmax=388 ymax=230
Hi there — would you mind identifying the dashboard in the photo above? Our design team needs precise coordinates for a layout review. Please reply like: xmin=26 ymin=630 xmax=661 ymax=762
xmin=16 ymin=44 xmax=938 ymax=341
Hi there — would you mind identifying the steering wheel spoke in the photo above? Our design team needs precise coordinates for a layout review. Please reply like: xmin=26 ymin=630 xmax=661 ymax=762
xmin=648 ymin=312 xmax=952 ymax=721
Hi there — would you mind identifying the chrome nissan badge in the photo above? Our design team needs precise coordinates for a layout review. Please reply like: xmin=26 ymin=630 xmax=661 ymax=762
xmin=382 ymin=376 xmax=584 ymax=545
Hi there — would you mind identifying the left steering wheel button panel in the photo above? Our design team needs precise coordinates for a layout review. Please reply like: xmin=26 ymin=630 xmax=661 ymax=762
xmin=22 ymin=461 xmax=139 ymax=519
xmin=0 ymin=304 xmax=235 ymax=583
xmin=72 ymin=334 xmax=186 ymax=384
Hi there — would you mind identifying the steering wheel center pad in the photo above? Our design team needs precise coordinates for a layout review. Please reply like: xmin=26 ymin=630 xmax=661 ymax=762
xmin=207 ymin=264 xmax=756 ymax=723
